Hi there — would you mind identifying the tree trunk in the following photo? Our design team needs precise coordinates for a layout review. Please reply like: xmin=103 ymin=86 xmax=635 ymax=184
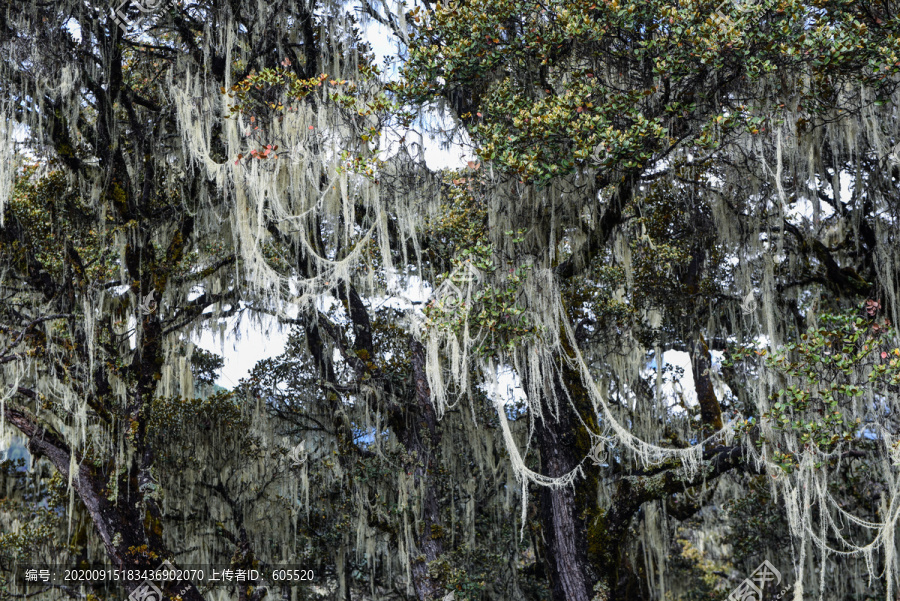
xmin=402 ymin=339 xmax=446 ymax=601
xmin=533 ymin=362 xmax=600 ymax=601
xmin=3 ymin=404 xmax=206 ymax=601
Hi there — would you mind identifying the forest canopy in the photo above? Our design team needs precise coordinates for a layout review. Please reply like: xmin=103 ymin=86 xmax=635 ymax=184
xmin=2 ymin=0 xmax=900 ymax=600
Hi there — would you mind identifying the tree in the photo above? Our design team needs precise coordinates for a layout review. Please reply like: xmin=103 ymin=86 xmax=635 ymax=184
xmin=5 ymin=0 xmax=900 ymax=600
xmin=0 ymin=1 xmax=397 ymax=599
xmin=397 ymin=0 xmax=900 ymax=599
xmin=1 ymin=1 xmax=485 ymax=600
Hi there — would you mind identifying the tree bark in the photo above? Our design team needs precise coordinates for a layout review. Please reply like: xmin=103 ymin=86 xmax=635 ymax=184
xmin=401 ymin=339 xmax=446 ymax=601
xmin=691 ymin=334 xmax=724 ymax=441
xmin=533 ymin=363 xmax=599 ymax=601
